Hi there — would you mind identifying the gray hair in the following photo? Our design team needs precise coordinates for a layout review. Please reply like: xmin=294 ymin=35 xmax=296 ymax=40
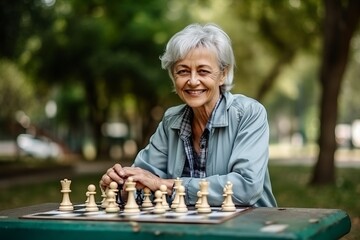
xmin=160 ymin=23 xmax=235 ymax=93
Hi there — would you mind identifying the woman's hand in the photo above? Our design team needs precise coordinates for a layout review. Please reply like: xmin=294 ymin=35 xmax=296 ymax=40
xmin=100 ymin=163 xmax=126 ymax=190
xmin=122 ymin=167 xmax=174 ymax=194
xmin=100 ymin=164 xmax=174 ymax=195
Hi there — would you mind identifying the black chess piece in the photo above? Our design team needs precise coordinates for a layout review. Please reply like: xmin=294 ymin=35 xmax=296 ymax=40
xmin=136 ymin=189 xmax=143 ymax=206
xmin=116 ymin=184 xmax=124 ymax=207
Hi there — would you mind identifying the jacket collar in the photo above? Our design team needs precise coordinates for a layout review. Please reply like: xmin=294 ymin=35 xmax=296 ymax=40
xmin=171 ymin=92 xmax=233 ymax=130
xmin=212 ymin=91 xmax=232 ymax=127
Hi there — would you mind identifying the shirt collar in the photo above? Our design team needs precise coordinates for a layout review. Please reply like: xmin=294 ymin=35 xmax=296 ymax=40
xmin=172 ymin=92 xmax=231 ymax=130
xmin=179 ymin=94 xmax=223 ymax=139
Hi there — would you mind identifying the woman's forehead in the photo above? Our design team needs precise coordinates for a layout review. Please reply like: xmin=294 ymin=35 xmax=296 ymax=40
xmin=175 ymin=47 xmax=219 ymax=66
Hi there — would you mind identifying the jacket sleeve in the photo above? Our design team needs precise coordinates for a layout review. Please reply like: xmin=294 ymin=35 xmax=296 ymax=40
xmin=132 ymin=119 xmax=169 ymax=178
xmin=226 ymin=102 xmax=271 ymax=206
xmin=181 ymin=101 xmax=273 ymax=207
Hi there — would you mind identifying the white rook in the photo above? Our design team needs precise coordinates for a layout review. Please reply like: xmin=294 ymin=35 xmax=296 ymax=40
xmin=59 ymin=179 xmax=74 ymax=211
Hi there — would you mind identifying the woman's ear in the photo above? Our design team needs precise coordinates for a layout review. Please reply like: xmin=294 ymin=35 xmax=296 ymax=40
xmin=219 ymin=66 xmax=228 ymax=85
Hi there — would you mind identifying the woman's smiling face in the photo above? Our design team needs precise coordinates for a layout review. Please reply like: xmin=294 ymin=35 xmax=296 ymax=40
xmin=173 ymin=47 xmax=226 ymax=112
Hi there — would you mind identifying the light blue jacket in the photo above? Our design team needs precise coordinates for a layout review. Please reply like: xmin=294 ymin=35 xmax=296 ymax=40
xmin=134 ymin=92 xmax=277 ymax=207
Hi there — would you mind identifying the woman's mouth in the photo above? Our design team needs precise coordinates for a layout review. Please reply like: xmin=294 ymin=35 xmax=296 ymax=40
xmin=185 ymin=90 xmax=206 ymax=96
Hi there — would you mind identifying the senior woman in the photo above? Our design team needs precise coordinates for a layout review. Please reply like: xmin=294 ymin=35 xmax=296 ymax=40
xmin=100 ymin=23 xmax=277 ymax=207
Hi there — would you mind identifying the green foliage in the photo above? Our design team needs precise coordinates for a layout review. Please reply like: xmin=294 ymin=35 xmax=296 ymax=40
xmin=1 ymin=0 xmax=184 ymax=154
xmin=0 ymin=0 xmax=53 ymax=59
xmin=0 ymin=60 xmax=36 ymax=119
xmin=207 ymin=0 xmax=323 ymax=98
xmin=270 ymin=165 xmax=360 ymax=239
xmin=270 ymin=165 xmax=360 ymax=214
xmin=0 ymin=0 xmax=359 ymax=160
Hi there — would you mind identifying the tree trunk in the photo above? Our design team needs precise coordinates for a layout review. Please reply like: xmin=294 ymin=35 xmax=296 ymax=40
xmin=83 ymin=79 xmax=108 ymax=160
xmin=311 ymin=0 xmax=360 ymax=185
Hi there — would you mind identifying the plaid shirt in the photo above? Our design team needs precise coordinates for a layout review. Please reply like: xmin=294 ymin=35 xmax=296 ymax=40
xmin=180 ymin=95 xmax=223 ymax=178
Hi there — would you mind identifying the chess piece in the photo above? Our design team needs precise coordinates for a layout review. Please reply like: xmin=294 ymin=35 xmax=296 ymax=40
xmin=174 ymin=185 xmax=188 ymax=213
xmin=85 ymin=192 xmax=89 ymax=204
xmin=85 ymin=184 xmax=99 ymax=212
xmin=124 ymin=177 xmax=140 ymax=213
xmin=102 ymin=181 xmax=119 ymax=209
xmin=221 ymin=186 xmax=227 ymax=208
xmin=195 ymin=191 xmax=202 ymax=209
xmin=116 ymin=184 xmax=125 ymax=207
xmin=171 ymin=178 xmax=182 ymax=209
xmin=160 ymin=184 xmax=170 ymax=210
xmin=141 ymin=187 xmax=153 ymax=209
xmin=101 ymin=187 xmax=109 ymax=209
xmin=222 ymin=181 xmax=236 ymax=212
xmin=136 ymin=189 xmax=143 ymax=206
xmin=105 ymin=190 xmax=120 ymax=213
xmin=197 ymin=179 xmax=211 ymax=214
xmin=99 ymin=181 xmax=107 ymax=205
xmin=153 ymin=190 xmax=166 ymax=214
xmin=59 ymin=179 xmax=74 ymax=211
xmin=110 ymin=181 xmax=120 ymax=207
xmin=109 ymin=181 xmax=119 ymax=198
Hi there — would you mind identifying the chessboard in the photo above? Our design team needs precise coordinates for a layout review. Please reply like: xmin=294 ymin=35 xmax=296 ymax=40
xmin=20 ymin=204 xmax=250 ymax=224
xmin=20 ymin=177 xmax=250 ymax=224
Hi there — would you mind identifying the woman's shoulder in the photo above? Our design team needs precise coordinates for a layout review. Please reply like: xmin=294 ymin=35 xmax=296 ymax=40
xmin=226 ymin=92 xmax=266 ymax=113
xmin=223 ymin=92 xmax=268 ymax=125
xmin=163 ymin=104 xmax=186 ymax=117
xmin=160 ymin=104 xmax=187 ymax=128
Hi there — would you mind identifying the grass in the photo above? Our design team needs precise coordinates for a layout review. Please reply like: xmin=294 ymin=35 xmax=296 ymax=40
xmin=269 ymin=165 xmax=360 ymax=240
xmin=0 ymin=162 xmax=358 ymax=239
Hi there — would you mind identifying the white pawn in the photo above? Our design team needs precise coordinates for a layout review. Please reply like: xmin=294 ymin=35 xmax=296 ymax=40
xmin=141 ymin=187 xmax=153 ymax=209
xmin=99 ymin=181 xmax=107 ymax=206
xmin=174 ymin=185 xmax=188 ymax=213
xmin=124 ymin=177 xmax=140 ymax=213
xmin=160 ymin=184 xmax=170 ymax=210
xmin=222 ymin=181 xmax=236 ymax=212
xmin=59 ymin=179 xmax=74 ymax=211
xmin=101 ymin=187 xmax=109 ymax=209
xmin=85 ymin=184 xmax=99 ymax=212
xmin=85 ymin=192 xmax=89 ymax=204
xmin=195 ymin=191 xmax=202 ymax=209
xmin=153 ymin=190 xmax=166 ymax=214
xmin=109 ymin=181 xmax=119 ymax=199
xmin=102 ymin=181 xmax=118 ymax=209
xmin=105 ymin=190 xmax=120 ymax=213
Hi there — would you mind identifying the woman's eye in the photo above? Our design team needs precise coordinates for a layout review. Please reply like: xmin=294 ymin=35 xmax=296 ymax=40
xmin=176 ymin=70 xmax=189 ymax=76
xmin=198 ymin=70 xmax=210 ymax=76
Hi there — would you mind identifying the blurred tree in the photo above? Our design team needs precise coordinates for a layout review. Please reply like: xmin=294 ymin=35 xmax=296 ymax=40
xmin=0 ymin=0 xmax=57 ymax=142
xmin=0 ymin=0 xmax=51 ymax=59
xmin=2 ymin=0 xmax=359 ymax=170
xmin=339 ymin=37 xmax=360 ymax=123
xmin=0 ymin=1 xmax=70 ymax=154
xmin=224 ymin=0 xmax=360 ymax=185
xmin=311 ymin=0 xmax=360 ymax=185
xmin=21 ymin=0 xmax=179 ymax=158
xmin=228 ymin=0 xmax=320 ymax=101
xmin=0 ymin=60 xmax=36 ymax=139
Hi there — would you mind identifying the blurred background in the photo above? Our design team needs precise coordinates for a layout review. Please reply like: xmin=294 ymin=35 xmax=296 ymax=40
xmin=0 ymin=0 xmax=359 ymax=238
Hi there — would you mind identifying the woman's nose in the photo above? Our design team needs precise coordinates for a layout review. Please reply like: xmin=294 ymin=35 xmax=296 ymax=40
xmin=187 ymin=72 xmax=200 ymax=85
